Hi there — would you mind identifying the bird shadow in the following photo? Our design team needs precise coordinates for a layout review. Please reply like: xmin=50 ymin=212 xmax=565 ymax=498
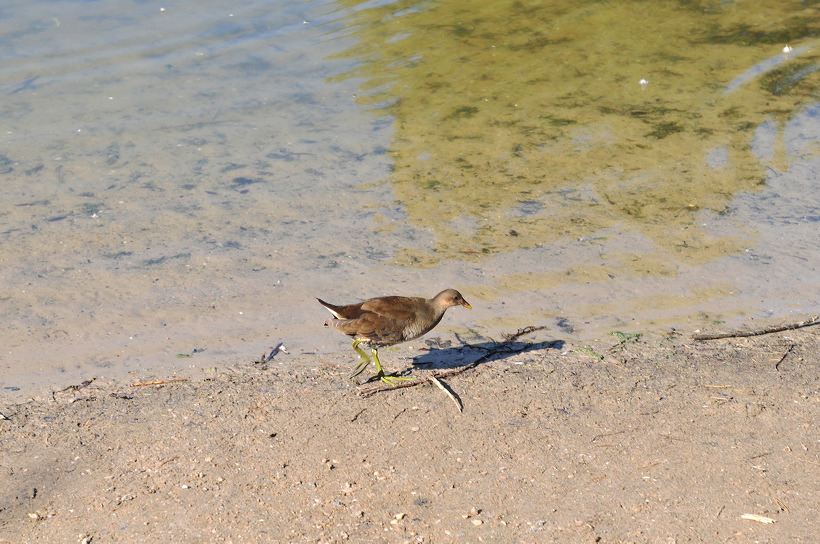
xmin=405 ymin=338 xmax=564 ymax=373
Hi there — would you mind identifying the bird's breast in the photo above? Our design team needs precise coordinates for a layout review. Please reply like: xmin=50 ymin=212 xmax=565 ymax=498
xmin=402 ymin=313 xmax=444 ymax=341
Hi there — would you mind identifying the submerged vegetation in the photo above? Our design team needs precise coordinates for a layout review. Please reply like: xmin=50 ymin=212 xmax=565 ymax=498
xmin=332 ymin=0 xmax=818 ymax=269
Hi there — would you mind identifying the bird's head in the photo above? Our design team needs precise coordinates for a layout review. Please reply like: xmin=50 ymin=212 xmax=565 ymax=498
xmin=434 ymin=289 xmax=472 ymax=310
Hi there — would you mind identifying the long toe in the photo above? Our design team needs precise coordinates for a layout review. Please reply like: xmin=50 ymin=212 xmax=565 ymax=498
xmin=349 ymin=359 xmax=371 ymax=379
xmin=376 ymin=372 xmax=413 ymax=385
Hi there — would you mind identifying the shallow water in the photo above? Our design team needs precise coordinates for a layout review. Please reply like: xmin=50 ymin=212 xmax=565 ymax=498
xmin=1 ymin=0 xmax=818 ymax=400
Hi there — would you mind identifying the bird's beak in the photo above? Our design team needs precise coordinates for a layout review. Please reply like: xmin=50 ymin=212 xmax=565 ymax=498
xmin=462 ymin=300 xmax=472 ymax=309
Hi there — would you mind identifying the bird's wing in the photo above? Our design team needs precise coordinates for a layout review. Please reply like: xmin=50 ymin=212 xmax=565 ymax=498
xmin=332 ymin=312 xmax=405 ymax=345
xmin=359 ymin=296 xmax=422 ymax=321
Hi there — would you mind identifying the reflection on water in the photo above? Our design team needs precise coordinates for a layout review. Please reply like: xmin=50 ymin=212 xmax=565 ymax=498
xmin=333 ymin=0 xmax=818 ymax=269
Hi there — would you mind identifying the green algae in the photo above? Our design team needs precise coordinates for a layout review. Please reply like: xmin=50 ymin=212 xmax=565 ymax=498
xmin=330 ymin=0 xmax=819 ymax=276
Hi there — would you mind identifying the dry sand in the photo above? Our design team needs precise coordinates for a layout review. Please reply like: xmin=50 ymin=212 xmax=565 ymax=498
xmin=1 ymin=323 xmax=818 ymax=543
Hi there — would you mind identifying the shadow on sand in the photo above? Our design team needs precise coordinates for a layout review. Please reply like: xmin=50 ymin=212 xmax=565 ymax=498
xmin=408 ymin=339 xmax=565 ymax=373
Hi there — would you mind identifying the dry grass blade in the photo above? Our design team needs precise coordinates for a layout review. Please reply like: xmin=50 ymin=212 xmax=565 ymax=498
xmin=740 ymin=513 xmax=776 ymax=524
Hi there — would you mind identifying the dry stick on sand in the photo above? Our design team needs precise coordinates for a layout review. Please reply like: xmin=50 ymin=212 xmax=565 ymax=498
xmin=774 ymin=344 xmax=796 ymax=371
xmin=692 ymin=315 xmax=819 ymax=341
xmin=428 ymin=375 xmax=462 ymax=412
xmin=503 ymin=325 xmax=548 ymax=342
xmin=356 ymin=325 xmax=547 ymax=398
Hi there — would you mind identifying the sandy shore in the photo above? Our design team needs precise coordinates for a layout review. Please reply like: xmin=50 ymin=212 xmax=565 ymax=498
xmin=1 ymin=325 xmax=818 ymax=543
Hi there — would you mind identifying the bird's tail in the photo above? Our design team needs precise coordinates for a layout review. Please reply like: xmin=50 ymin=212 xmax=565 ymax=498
xmin=316 ymin=298 xmax=345 ymax=319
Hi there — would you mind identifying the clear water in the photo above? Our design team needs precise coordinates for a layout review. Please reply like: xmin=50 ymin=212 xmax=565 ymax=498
xmin=1 ymin=0 xmax=818 ymax=399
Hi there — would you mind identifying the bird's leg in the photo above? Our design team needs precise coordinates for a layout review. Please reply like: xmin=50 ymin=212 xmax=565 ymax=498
xmin=348 ymin=339 xmax=372 ymax=379
xmin=371 ymin=348 xmax=412 ymax=384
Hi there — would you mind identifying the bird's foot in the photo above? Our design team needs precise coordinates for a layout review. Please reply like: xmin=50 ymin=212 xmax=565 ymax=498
xmin=373 ymin=371 xmax=413 ymax=385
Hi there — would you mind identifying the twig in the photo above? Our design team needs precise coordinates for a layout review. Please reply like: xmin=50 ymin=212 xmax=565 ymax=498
xmin=53 ymin=378 xmax=96 ymax=401
xmin=429 ymin=375 xmax=462 ymax=412
xmin=131 ymin=378 xmax=188 ymax=387
xmin=158 ymin=455 xmax=180 ymax=468
xmin=350 ymin=408 xmax=366 ymax=422
xmin=693 ymin=315 xmax=819 ymax=340
xmin=59 ymin=378 xmax=96 ymax=392
xmin=774 ymin=344 xmax=795 ymax=371
xmin=503 ymin=325 xmax=548 ymax=342
xmin=391 ymin=407 xmax=408 ymax=422
xmin=52 ymin=378 xmax=97 ymax=401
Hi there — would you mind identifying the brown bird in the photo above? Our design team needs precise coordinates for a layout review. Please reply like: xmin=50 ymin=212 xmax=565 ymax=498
xmin=317 ymin=289 xmax=472 ymax=384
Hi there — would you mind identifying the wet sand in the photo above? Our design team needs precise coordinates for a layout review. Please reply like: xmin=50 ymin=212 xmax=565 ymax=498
xmin=2 ymin=323 xmax=817 ymax=543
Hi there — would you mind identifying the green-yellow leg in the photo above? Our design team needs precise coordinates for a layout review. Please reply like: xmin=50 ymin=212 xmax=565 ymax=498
xmin=348 ymin=339 xmax=412 ymax=384
xmin=370 ymin=348 xmax=412 ymax=385
xmin=349 ymin=339 xmax=372 ymax=379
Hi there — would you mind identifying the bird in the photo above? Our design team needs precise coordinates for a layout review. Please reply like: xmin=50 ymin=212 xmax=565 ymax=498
xmin=317 ymin=289 xmax=472 ymax=384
